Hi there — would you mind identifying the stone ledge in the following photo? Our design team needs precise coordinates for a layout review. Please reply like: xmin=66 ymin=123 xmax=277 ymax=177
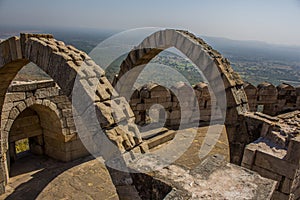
xmin=128 ymin=154 xmax=276 ymax=200
xmin=8 ymin=80 xmax=55 ymax=92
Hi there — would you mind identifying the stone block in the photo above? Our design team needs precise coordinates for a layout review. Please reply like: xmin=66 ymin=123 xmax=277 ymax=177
xmin=271 ymin=191 xmax=289 ymax=200
xmin=286 ymin=136 xmax=300 ymax=165
xmin=35 ymin=87 xmax=59 ymax=99
xmin=95 ymin=102 xmax=115 ymax=128
xmin=0 ymin=182 xmax=5 ymax=195
xmin=4 ymin=119 xmax=13 ymax=132
xmin=280 ymin=177 xmax=292 ymax=194
xmin=69 ymin=147 xmax=90 ymax=161
xmin=66 ymin=117 xmax=75 ymax=128
xmin=146 ymin=130 xmax=176 ymax=149
xmin=26 ymin=92 xmax=33 ymax=98
xmin=96 ymin=76 xmax=118 ymax=101
xmin=144 ymin=98 xmax=158 ymax=104
xmin=16 ymin=101 xmax=26 ymax=112
xmin=8 ymin=37 xmax=22 ymax=60
xmin=115 ymin=185 xmax=140 ymax=200
xmin=241 ymin=144 xmax=257 ymax=168
xmin=56 ymin=101 xmax=71 ymax=109
xmin=5 ymin=92 xmax=26 ymax=102
xmin=64 ymin=139 xmax=85 ymax=152
xmin=8 ymin=107 xmax=19 ymax=120
xmin=252 ymin=165 xmax=282 ymax=182
xmin=2 ymin=102 xmax=13 ymax=112
xmin=255 ymin=150 xmax=297 ymax=179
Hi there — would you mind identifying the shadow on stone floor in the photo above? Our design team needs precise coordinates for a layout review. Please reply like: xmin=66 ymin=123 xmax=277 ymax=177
xmin=5 ymin=154 xmax=94 ymax=200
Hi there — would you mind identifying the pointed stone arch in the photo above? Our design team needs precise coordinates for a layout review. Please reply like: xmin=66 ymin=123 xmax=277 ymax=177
xmin=114 ymin=29 xmax=250 ymax=164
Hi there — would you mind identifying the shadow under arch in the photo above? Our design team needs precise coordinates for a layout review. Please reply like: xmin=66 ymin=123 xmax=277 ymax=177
xmin=114 ymin=29 xmax=250 ymax=164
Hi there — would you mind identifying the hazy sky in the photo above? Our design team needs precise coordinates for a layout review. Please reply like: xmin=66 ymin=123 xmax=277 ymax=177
xmin=1 ymin=0 xmax=300 ymax=46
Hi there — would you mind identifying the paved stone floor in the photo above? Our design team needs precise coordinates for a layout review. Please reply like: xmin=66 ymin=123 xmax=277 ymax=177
xmin=174 ymin=125 xmax=229 ymax=169
xmin=150 ymin=125 xmax=230 ymax=169
xmin=0 ymin=125 xmax=229 ymax=199
xmin=0 ymin=155 xmax=118 ymax=200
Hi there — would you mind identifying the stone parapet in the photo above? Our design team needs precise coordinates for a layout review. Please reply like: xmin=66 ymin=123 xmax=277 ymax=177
xmin=244 ymin=82 xmax=300 ymax=115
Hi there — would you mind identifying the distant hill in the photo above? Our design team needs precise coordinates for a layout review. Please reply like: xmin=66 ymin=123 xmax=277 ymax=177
xmin=202 ymin=36 xmax=300 ymax=63
xmin=1 ymin=27 xmax=299 ymax=86
xmin=201 ymin=36 xmax=300 ymax=86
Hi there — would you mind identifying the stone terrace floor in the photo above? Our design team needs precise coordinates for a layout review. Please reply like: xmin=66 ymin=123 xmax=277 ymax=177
xmin=0 ymin=126 xmax=230 ymax=200
xmin=0 ymin=155 xmax=118 ymax=200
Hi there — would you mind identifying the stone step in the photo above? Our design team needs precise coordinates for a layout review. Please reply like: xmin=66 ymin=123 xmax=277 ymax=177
xmin=140 ymin=127 xmax=169 ymax=140
xmin=142 ymin=128 xmax=176 ymax=149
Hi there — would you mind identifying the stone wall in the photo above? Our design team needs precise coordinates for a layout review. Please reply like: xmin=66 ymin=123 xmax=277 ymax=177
xmin=1 ymin=80 xmax=89 ymax=179
xmin=129 ymin=81 xmax=300 ymax=129
xmin=241 ymin=111 xmax=300 ymax=199
xmin=129 ymin=82 xmax=220 ymax=128
xmin=244 ymin=82 xmax=300 ymax=116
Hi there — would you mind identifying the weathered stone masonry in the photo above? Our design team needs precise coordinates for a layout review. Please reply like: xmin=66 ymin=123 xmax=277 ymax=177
xmin=2 ymin=80 xmax=89 ymax=163
xmin=241 ymin=111 xmax=300 ymax=199
xmin=0 ymin=33 xmax=143 ymax=196
xmin=129 ymin=82 xmax=218 ymax=128
xmin=113 ymin=29 xmax=300 ymax=199
xmin=244 ymin=82 xmax=300 ymax=115
xmin=129 ymin=81 xmax=300 ymax=128
xmin=115 ymin=29 xmax=250 ymax=164
xmin=1 ymin=29 xmax=298 ymax=199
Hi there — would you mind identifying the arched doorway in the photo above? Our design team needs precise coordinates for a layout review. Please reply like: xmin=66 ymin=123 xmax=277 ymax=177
xmin=8 ymin=107 xmax=44 ymax=171
xmin=5 ymin=103 xmax=64 ymax=179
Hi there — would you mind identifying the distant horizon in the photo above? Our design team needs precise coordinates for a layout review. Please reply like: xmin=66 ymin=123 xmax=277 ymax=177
xmin=1 ymin=24 xmax=300 ymax=87
xmin=1 ymin=24 xmax=300 ymax=48
xmin=0 ymin=0 xmax=300 ymax=46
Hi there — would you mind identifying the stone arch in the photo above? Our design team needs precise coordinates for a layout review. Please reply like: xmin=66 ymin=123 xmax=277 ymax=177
xmin=3 ymin=98 xmax=63 ymax=138
xmin=115 ymin=29 xmax=250 ymax=164
xmin=2 ymin=98 xmax=65 ymax=182
xmin=0 ymin=33 xmax=141 ymax=195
